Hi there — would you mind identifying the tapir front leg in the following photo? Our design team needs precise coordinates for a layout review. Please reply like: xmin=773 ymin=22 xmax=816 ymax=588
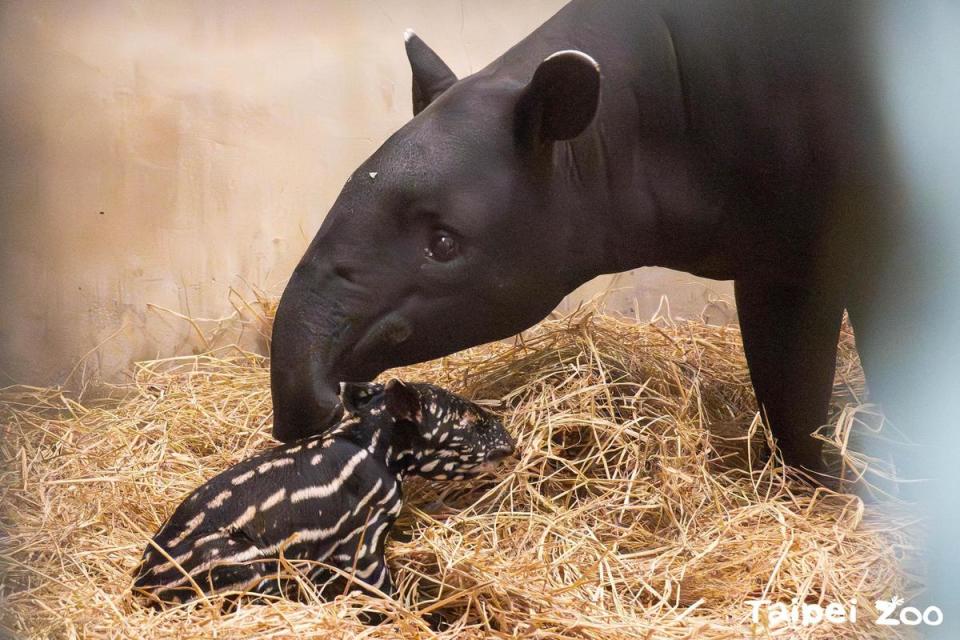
xmin=735 ymin=279 xmax=844 ymax=474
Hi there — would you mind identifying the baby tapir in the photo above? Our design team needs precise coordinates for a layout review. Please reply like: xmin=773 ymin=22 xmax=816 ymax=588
xmin=132 ymin=379 xmax=514 ymax=607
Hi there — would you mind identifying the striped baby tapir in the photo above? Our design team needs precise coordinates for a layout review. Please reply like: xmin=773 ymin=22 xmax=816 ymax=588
xmin=132 ymin=379 xmax=515 ymax=607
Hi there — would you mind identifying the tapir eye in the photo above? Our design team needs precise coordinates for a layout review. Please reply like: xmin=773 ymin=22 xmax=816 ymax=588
xmin=425 ymin=231 xmax=459 ymax=262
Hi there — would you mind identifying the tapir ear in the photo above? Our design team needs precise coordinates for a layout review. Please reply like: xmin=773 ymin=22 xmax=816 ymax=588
xmin=515 ymin=50 xmax=600 ymax=145
xmin=338 ymin=382 xmax=381 ymax=415
xmin=405 ymin=29 xmax=457 ymax=116
xmin=384 ymin=379 xmax=422 ymax=424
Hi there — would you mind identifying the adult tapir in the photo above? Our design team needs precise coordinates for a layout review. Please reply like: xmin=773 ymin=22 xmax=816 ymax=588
xmin=269 ymin=0 xmax=911 ymax=476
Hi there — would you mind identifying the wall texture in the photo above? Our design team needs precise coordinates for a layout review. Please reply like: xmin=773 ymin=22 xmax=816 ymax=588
xmin=0 ymin=0 xmax=733 ymax=389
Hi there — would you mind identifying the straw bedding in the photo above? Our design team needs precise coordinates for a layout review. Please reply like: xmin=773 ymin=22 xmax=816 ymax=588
xmin=0 ymin=308 xmax=920 ymax=639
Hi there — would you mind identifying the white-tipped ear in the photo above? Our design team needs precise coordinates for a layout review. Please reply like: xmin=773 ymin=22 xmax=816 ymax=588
xmin=544 ymin=49 xmax=599 ymax=69
xmin=405 ymin=31 xmax=457 ymax=116
xmin=515 ymin=49 xmax=601 ymax=144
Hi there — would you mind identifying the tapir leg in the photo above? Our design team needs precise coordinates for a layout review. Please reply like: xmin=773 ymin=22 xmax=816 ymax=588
xmin=735 ymin=279 xmax=844 ymax=474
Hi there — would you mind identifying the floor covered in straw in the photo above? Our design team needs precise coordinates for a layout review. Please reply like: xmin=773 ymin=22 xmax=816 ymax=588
xmin=1 ymin=310 xmax=920 ymax=639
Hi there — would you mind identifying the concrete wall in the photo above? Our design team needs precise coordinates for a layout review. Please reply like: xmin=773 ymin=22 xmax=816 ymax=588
xmin=0 ymin=0 xmax=733 ymax=388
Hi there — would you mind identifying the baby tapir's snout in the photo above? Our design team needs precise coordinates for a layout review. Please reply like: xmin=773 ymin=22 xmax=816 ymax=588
xmin=132 ymin=379 xmax=514 ymax=607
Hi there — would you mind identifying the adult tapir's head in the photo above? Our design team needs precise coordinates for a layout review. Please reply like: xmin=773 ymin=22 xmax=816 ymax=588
xmin=271 ymin=31 xmax=603 ymax=441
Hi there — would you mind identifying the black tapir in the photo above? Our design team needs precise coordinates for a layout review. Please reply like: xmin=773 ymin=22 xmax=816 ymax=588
xmin=268 ymin=0 xmax=914 ymax=475
xmin=133 ymin=380 xmax=515 ymax=606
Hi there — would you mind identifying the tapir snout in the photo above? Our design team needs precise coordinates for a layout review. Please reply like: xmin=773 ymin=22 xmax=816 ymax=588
xmin=270 ymin=27 xmax=605 ymax=442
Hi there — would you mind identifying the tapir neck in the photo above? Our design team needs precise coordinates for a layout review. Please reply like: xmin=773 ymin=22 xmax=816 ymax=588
xmin=502 ymin=0 xmax=736 ymax=280
xmin=328 ymin=414 xmax=397 ymax=470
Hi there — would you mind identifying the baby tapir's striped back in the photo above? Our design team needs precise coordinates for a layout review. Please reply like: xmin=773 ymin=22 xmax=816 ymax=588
xmin=133 ymin=379 xmax=514 ymax=606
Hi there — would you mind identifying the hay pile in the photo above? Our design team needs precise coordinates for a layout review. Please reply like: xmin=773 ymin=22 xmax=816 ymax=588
xmin=1 ymin=309 xmax=920 ymax=639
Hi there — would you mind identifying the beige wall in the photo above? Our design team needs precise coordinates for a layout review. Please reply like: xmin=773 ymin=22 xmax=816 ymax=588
xmin=0 ymin=0 xmax=733 ymax=388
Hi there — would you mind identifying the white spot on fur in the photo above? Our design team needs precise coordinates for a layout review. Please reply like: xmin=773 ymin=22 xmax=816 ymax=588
xmin=167 ymin=512 xmax=205 ymax=546
xmin=375 ymin=484 xmax=398 ymax=508
xmin=230 ymin=505 xmax=257 ymax=530
xmin=206 ymin=490 xmax=231 ymax=509
xmin=260 ymin=488 xmax=286 ymax=511
xmin=367 ymin=429 xmax=380 ymax=453
xmin=192 ymin=531 xmax=222 ymax=548
xmin=296 ymin=510 xmax=352 ymax=543
xmin=292 ymin=449 xmax=369 ymax=503
xmin=257 ymin=457 xmax=294 ymax=474
xmin=231 ymin=470 xmax=255 ymax=486
xmin=355 ymin=560 xmax=381 ymax=579
xmin=355 ymin=478 xmax=384 ymax=513
xmin=161 ymin=544 xmax=262 ymax=590
xmin=150 ymin=548 xmax=194 ymax=575
xmin=362 ymin=520 xmax=391 ymax=556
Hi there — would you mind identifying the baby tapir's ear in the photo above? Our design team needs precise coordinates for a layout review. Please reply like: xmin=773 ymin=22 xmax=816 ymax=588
xmin=384 ymin=379 xmax=422 ymax=424
xmin=339 ymin=382 xmax=380 ymax=415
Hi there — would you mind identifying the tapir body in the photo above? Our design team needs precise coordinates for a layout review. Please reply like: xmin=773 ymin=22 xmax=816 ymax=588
xmin=269 ymin=0 xmax=926 ymax=475
xmin=133 ymin=380 xmax=514 ymax=606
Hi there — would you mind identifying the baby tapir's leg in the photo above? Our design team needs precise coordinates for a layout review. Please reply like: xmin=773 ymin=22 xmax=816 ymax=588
xmin=321 ymin=504 xmax=399 ymax=598
xmin=318 ymin=553 xmax=392 ymax=598
xmin=134 ymin=531 xmax=268 ymax=605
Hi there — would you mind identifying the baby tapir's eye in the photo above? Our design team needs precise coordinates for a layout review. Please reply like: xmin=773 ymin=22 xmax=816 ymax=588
xmin=425 ymin=230 xmax=459 ymax=262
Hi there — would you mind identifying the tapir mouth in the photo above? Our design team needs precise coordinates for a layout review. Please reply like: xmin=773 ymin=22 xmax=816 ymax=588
xmin=302 ymin=313 xmax=414 ymax=430
xmin=327 ymin=312 xmax=413 ymax=385
xmin=350 ymin=312 xmax=414 ymax=358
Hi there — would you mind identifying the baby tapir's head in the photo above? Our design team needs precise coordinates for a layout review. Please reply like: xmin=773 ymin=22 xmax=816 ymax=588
xmin=339 ymin=379 xmax=515 ymax=479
